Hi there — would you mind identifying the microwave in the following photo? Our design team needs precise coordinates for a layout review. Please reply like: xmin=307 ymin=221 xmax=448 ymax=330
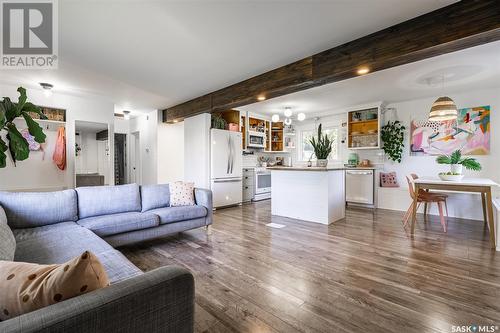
xmin=247 ymin=131 xmax=266 ymax=148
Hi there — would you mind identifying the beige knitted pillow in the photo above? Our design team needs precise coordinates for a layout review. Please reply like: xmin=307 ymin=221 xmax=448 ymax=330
xmin=0 ymin=251 xmax=109 ymax=320
xmin=169 ymin=181 xmax=195 ymax=207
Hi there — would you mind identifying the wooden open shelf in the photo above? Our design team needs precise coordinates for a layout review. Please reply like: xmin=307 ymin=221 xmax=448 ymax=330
xmin=347 ymin=108 xmax=380 ymax=149
xmin=271 ymin=121 xmax=284 ymax=151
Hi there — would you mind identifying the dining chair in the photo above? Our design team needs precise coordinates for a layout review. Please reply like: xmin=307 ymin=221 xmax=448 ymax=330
xmin=403 ymin=174 xmax=449 ymax=232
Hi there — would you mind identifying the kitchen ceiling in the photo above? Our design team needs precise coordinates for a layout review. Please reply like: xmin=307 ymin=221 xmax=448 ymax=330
xmin=0 ymin=0 xmax=457 ymax=112
xmin=238 ymin=41 xmax=500 ymax=117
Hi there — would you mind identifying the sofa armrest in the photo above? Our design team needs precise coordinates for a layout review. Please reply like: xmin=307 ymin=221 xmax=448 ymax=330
xmin=194 ymin=188 xmax=213 ymax=225
xmin=0 ymin=266 xmax=194 ymax=333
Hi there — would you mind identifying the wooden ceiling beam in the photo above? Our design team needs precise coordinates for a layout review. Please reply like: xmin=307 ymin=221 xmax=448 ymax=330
xmin=163 ymin=0 xmax=500 ymax=123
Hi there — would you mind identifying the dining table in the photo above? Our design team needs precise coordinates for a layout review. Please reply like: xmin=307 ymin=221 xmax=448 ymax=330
xmin=411 ymin=177 xmax=499 ymax=249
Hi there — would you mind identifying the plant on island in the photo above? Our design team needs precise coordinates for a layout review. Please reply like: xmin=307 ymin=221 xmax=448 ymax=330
xmin=309 ymin=123 xmax=333 ymax=167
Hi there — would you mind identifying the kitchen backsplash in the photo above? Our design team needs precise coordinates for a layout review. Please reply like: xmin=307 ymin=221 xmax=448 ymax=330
xmin=242 ymin=151 xmax=290 ymax=167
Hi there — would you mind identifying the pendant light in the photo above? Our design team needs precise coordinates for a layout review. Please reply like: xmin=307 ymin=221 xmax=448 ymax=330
xmin=428 ymin=96 xmax=458 ymax=121
xmin=428 ymin=75 xmax=457 ymax=122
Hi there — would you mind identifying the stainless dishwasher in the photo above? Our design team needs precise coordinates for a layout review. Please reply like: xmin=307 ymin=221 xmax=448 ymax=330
xmin=345 ymin=169 xmax=374 ymax=205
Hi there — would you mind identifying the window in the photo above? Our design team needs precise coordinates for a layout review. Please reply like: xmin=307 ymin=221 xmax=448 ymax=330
xmin=300 ymin=127 xmax=338 ymax=161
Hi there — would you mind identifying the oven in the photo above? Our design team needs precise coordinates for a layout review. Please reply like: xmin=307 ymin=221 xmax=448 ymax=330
xmin=254 ymin=168 xmax=271 ymax=200
xmin=247 ymin=131 xmax=266 ymax=148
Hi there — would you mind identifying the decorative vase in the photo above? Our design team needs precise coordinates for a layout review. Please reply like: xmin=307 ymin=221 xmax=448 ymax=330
xmin=316 ymin=159 xmax=328 ymax=167
xmin=451 ymin=164 xmax=463 ymax=174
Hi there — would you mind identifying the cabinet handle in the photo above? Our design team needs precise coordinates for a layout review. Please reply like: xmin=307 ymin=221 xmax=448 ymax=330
xmin=245 ymin=186 xmax=248 ymax=189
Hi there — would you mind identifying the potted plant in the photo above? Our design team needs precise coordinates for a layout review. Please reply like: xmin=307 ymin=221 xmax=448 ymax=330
xmin=211 ymin=113 xmax=227 ymax=130
xmin=0 ymin=87 xmax=47 ymax=168
xmin=436 ymin=149 xmax=481 ymax=180
xmin=309 ymin=123 xmax=333 ymax=167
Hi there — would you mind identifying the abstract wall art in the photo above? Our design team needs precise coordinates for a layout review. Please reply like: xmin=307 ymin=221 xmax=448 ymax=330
xmin=410 ymin=105 xmax=490 ymax=156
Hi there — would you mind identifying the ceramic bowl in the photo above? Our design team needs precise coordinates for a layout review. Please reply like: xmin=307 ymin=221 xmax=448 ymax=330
xmin=438 ymin=174 xmax=464 ymax=181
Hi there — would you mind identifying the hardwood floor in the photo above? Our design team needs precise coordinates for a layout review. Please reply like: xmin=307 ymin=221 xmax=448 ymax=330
xmin=121 ymin=201 xmax=500 ymax=333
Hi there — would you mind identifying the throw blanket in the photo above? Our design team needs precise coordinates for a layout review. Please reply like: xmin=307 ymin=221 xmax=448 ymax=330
xmin=53 ymin=126 xmax=66 ymax=170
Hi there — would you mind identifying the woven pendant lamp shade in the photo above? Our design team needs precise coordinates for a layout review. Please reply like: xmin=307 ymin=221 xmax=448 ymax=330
xmin=428 ymin=96 xmax=458 ymax=122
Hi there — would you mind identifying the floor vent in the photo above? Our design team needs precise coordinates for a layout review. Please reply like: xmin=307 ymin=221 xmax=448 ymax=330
xmin=266 ymin=223 xmax=286 ymax=229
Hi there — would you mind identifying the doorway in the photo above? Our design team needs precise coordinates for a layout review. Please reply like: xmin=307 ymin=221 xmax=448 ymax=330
xmin=114 ymin=133 xmax=127 ymax=185
xmin=129 ymin=131 xmax=141 ymax=184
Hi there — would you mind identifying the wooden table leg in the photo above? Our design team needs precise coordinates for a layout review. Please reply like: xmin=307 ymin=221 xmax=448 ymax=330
xmin=485 ymin=189 xmax=496 ymax=249
xmin=411 ymin=183 xmax=420 ymax=235
xmin=481 ymin=192 xmax=488 ymax=226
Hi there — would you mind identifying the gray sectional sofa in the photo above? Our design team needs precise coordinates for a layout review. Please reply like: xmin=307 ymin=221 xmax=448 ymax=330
xmin=0 ymin=183 xmax=213 ymax=333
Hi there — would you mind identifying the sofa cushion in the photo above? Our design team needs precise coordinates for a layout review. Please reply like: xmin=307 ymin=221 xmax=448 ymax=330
xmin=13 ymin=222 xmax=142 ymax=284
xmin=169 ymin=182 xmax=196 ymax=207
xmin=0 ymin=206 xmax=16 ymax=261
xmin=0 ymin=189 xmax=78 ymax=228
xmin=140 ymin=184 xmax=170 ymax=212
xmin=77 ymin=212 xmax=159 ymax=237
xmin=0 ymin=250 xmax=109 ymax=321
xmin=149 ymin=206 xmax=207 ymax=225
xmin=76 ymin=184 xmax=141 ymax=219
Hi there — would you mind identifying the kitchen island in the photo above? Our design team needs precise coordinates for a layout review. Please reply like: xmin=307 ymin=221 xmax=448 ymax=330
xmin=268 ymin=166 xmax=345 ymax=224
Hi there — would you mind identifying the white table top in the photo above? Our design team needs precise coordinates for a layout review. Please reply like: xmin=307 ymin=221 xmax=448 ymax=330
xmin=415 ymin=177 xmax=499 ymax=187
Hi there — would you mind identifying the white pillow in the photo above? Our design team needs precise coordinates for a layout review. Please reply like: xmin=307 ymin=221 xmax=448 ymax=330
xmin=169 ymin=182 xmax=195 ymax=207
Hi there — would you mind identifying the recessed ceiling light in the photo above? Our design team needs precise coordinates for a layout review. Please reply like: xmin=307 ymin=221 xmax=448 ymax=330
xmin=257 ymin=95 xmax=266 ymax=101
xmin=297 ymin=113 xmax=306 ymax=121
xmin=357 ymin=67 xmax=370 ymax=75
xmin=271 ymin=114 xmax=280 ymax=122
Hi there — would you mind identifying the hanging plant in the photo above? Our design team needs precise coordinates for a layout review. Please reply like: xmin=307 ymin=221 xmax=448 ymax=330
xmin=381 ymin=120 xmax=405 ymax=163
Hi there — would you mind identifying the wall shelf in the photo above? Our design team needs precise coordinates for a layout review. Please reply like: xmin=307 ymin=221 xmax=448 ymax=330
xmin=347 ymin=107 xmax=381 ymax=149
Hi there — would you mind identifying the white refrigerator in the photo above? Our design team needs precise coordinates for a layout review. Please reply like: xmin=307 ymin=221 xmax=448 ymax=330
xmin=210 ymin=129 xmax=243 ymax=208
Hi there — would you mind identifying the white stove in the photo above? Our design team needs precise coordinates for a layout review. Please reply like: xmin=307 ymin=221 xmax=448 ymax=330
xmin=253 ymin=167 xmax=271 ymax=201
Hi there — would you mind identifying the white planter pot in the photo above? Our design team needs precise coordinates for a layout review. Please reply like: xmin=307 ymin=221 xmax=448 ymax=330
xmin=451 ymin=164 xmax=463 ymax=174
xmin=316 ymin=159 xmax=328 ymax=167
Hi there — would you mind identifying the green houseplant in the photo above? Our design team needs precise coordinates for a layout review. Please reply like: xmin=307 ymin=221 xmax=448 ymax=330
xmin=381 ymin=120 xmax=405 ymax=163
xmin=0 ymin=87 xmax=47 ymax=168
xmin=211 ymin=113 xmax=227 ymax=130
xmin=309 ymin=123 xmax=333 ymax=167
xmin=436 ymin=149 xmax=481 ymax=175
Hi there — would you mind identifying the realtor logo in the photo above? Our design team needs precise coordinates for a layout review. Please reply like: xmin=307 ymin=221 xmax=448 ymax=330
xmin=1 ymin=0 xmax=58 ymax=68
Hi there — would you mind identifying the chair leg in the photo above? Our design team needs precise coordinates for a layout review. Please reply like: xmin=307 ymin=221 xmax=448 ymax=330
xmin=423 ymin=202 xmax=428 ymax=222
xmin=403 ymin=202 xmax=414 ymax=227
xmin=437 ymin=202 xmax=447 ymax=233
xmin=205 ymin=225 xmax=212 ymax=235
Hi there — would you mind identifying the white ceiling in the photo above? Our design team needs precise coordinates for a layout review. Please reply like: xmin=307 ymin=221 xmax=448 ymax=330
xmin=239 ymin=42 xmax=500 ymax=117
xmin=75 ymin=120 xmax=108 ymax=133
xmin=0 ymin=0 xmax=457 ymax=113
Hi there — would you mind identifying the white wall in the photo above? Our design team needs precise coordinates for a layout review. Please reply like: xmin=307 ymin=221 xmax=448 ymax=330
xmin=290 ymin=87 xmax=499 ymax=220
xmin=377 ymin=87 xmax=499 ymax=220
xmin=184 ymin=113 xmax=211 ymax=188
xmin=128 ymin=110 xmax=158 ymax=185
xmin=75 ymin=131 xmax=99 ymax=174
xmin=158 ymin=121 xmax=184 ymax=184
xmin=0 ymin=84 xmax=115 ymax=191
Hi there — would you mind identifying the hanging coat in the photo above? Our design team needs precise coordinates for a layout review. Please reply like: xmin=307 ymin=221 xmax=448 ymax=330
xmin=53 ymin=126 xmax=66 ymax=170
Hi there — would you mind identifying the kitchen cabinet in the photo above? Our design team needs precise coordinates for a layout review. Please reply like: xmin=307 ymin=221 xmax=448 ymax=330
xmin=242 ymin=168 xmax=255 ymax=202
xmin=347 ymin=107 xmax=381 ymax=149
xmin=270 ymin=121 xmax=284 ymax=152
